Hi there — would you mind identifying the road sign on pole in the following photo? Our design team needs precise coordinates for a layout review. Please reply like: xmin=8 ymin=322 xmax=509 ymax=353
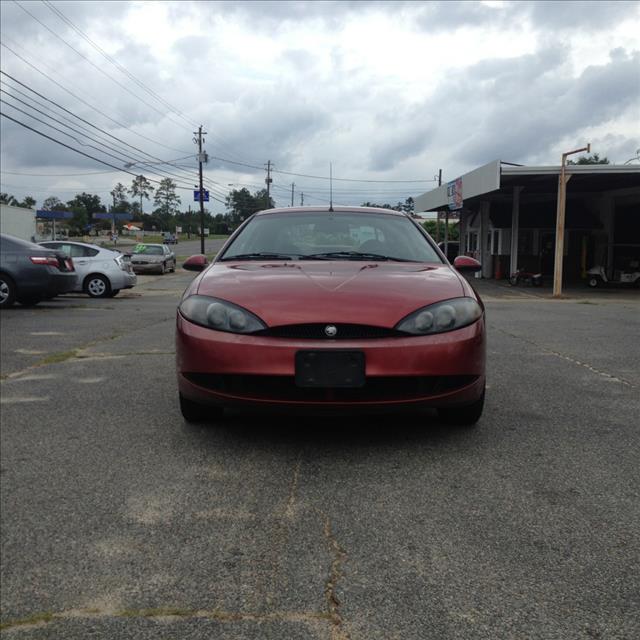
xmin=193 ymin=190 xmax=209 ymax=202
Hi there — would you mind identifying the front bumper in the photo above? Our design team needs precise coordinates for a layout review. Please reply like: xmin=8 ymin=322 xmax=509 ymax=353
xmin=131 ymin=261 xmax=163 ymax=273
xmin=177 ymin=315 xmax=486 ymax=410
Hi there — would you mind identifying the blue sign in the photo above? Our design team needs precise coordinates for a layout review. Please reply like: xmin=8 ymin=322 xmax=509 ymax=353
xmin=92 ymin=213 xmax=133 ymax=220
xmin=36 ymin=210 xmax=73 ymax=220
xmin=193 ymin=190 xmax=209 ymax=202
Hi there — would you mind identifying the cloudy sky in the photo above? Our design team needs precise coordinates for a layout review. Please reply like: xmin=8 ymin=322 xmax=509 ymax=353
xmin=1 ymin=0 xmax=639 ymax=212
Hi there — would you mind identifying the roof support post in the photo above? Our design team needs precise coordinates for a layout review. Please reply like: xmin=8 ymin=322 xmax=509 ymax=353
xmin=510 ymin=186 xmax=523 ymax=277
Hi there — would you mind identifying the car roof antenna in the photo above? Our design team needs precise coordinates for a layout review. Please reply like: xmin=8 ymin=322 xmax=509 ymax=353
xmin=329 ymin=162 xmax=334 ymax=212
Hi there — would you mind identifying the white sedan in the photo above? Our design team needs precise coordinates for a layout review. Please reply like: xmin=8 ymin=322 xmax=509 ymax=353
xmin=39 ymin=240 xmax=137 ymax=298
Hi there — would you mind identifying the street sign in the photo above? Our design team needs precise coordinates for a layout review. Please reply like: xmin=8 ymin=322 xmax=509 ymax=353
xmin=193 ymin=190 xmax=209 ymax=202
xmin=204 ymin=228 xmax=210 ymax=236
xmin=175 ymin=226 xmax=182 ymax=233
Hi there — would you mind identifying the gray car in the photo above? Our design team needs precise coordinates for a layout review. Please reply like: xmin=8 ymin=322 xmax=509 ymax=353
xmin=0 ymin=233 xmax=78 ymax=308
xmin=129 ymin=243 xmax=176 ymax=274
xmin=39 ymin=241 xmax=137 ymax=298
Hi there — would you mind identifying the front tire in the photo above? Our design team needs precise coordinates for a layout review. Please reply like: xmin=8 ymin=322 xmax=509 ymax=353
xmin=587 ymin=276 xmax=600 ymax=288
xmin=509 ymin=275 xmax=519 ymax=286
xmin=179 ymin=394 xmax=224 ymax=423
xmin=0 ymin=274 xmax=16 ymax=308
xmin=159 ymin=262 xmax=166 ymax=275
xmin=438 ymin=389 xmax=485 ymax=427
xmin=85 ymin=274 xmax=111 ymax=298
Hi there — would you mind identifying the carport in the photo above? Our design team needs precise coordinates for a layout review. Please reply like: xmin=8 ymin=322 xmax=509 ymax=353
xmin=415 ymin=161 xmax=640 ymax=293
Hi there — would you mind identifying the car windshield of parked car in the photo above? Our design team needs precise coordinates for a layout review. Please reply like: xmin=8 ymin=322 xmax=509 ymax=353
xmin=133 ymin=245 xmax=163 ymax=255
xmin=220 ymin=211 xmax=443 ymax=262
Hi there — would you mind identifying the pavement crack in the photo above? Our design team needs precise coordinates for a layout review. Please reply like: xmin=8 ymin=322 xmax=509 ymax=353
xmin=284 ymin=456 xmax=302 ymax=520
xmin=321 ymin=513 xmax=351 ymax=640
xmin=495 ymin=327 xmax=637 ymax=389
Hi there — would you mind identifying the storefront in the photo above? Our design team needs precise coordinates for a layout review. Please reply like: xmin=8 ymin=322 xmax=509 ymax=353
xmin=415 ymin=161 xmax=640 ymax=286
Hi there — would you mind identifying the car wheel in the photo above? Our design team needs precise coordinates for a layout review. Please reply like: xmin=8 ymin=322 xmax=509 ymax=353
xmin=160 ymin=262 xmax=166 ymax=275
xmin=179 ymin=394 xmax=224 ymax=423
xmin=0 ymin=273 xmax=17 ymax=308
xmin=587 ymin=276 xmax=600 ymax=288
xmin=85 ymin=274 xmax=111 ymax=298
xmin=509 ymin=275 xmax=519 ymax=286
xmin=108 ymin=289 xmax=120 ymax=297
xmin=438 ymin=389 xmax=485 ymax=427
xmin=170 ymin=261 xmax=176 ymax=273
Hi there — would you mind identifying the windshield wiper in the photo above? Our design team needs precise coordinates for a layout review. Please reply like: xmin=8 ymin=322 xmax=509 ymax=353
xmin=220 ymin=252 xmax=296 ymax=261
xmin=300 ymin=251 xmax=413 ymax=262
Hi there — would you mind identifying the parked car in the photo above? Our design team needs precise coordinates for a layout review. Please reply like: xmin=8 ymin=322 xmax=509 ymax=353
xmin=39 ymin=240 xmax=137 ymax=298
xmin=163 ymin=233 xmax=178 ymax=244
xmin=0 ymin=233 xmax=77 ymax=308
xmin=176 ymin=206 xmax=485 ymax=425
xmin=129 ymin=243 xmax=176 ymax=274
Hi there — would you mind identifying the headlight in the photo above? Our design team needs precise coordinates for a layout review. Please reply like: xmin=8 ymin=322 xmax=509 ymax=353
xmin=179 ymin=295 xmax=266 ymax=334
xmin=395 ymin=297 xmax=482 ymax=335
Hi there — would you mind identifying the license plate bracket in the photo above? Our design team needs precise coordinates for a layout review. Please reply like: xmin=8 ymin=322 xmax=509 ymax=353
xmin=295 ymin=350 xmax=365 ymax=388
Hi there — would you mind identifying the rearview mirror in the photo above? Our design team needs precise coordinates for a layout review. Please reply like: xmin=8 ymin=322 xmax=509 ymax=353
xmin=183 ymin=254 xmax=208 ymax=272
xmin=453 ymin=256 xmax=481 ymax=273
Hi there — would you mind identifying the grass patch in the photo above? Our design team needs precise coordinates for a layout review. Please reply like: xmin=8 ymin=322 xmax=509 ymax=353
xmin=0 ymin=611 xmax=55 ymax=631
xmin=38 ymin=350 xmax=78 ymax=365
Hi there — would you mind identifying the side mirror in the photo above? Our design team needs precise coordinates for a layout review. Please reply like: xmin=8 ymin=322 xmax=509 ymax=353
xmin=183 ymin=254 xmax=208 ymax=272
xmin=453 ymin=256 xmax=481 ymax=273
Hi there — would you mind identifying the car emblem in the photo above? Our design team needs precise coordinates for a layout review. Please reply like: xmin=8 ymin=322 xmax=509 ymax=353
xmin=324 ymin=325 xmax=338 ymax=337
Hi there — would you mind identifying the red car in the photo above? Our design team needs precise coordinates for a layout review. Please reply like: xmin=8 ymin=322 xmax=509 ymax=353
xmin=176 ymin=207 xmax=485 ymax=425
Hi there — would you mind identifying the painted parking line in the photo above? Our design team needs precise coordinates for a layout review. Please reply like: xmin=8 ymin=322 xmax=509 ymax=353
xmin=0 ymin=396 xmax=51 ymax=404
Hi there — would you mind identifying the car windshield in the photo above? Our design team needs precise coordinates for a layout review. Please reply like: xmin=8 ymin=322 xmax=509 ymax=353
xmin=220 ymin=211 xmax=443 ymax=263
xmin=133 ymin=245 xmax=163 ymax=255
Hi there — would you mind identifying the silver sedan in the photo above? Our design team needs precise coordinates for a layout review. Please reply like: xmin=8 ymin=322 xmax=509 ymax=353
xmin=129 ymin=243 xmax=176 ymax=274
xmin=39 ymin=240 xmax=137 ymax=298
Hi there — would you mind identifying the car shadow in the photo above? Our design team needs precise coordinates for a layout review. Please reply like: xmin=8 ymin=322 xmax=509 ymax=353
xmin=181 ymin=408 xmax=478 ymax=452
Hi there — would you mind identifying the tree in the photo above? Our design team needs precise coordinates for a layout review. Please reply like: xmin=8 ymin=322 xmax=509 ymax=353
xmin=128 ymin=175 xmax=154 ymax=214
xmin=361 ymin=197 xmax=414 ymax=213
xmin=225 ymin=188 xmax=274 ymax=227
xmin=110 ymin=182 xmax=130 ymax=213
xmin=42 ymin=196 xmax=66 ymax=211
xmin=65 ymin=192 xmax=105 ymax=236
xmin=0 ymin=193 xmax=18 ymax=205
xmin=422 ymin=219 xmax=460 ymax=241
xmin=153 ymin=178 xmax=181 ymax=228
xmin=0 ymin=193 xmax=36 ymax=208
xmin=568 ymin=153 xmax=609 ymax=165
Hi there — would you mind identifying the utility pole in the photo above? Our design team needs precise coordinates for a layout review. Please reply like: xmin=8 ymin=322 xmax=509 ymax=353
xmin=194 ymin=125 xmax=207 ymax=254
xmin=300 ymin=193 xmax=304 ymax=206
xmin=553 ymin=143 xmax=590 ymax=298
xmin=265 ymin=160 xmax=272 ymax=208
xmin=290 ymin=182 xmax=295 ymax=207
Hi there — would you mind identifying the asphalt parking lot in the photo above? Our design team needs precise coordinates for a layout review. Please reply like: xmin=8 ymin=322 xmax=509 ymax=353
xmin=1 ymin=272 xmax=639 ymax=639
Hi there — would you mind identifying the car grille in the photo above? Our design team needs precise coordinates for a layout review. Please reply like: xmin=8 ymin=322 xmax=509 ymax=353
xmin=184 ymin=373 xmax=478 ymax=402
xmin=255 ymin=323 xmax=406 ymax=340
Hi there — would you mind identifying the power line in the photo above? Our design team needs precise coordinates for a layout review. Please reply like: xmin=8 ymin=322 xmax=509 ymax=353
xmin=206 ymin=154 xmax=437 ymax=184
xmin=0 ymin=112 xmax=232 ymax=204
xmin=41 ymin=0 xmax=199 ymax=130
xmin=0 ymin=39 xmax=191 ymax=155
xmin=13 ymin=0 xmax=195 ymax=134
xmin=0 ymin=71 xmax=213 ymax=192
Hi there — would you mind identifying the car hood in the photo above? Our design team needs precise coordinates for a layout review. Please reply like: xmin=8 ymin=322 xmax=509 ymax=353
xmin=196 ymin=261 xmax=467 ymax=327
